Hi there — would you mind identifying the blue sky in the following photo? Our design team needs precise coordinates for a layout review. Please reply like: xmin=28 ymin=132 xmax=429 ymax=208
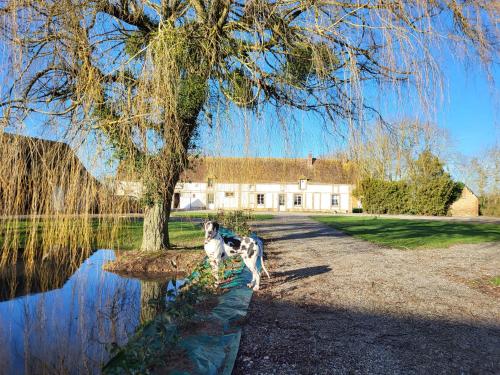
xmin=199 ymin=60 xmax=498 ymax=161
xmin=6 ymin=61 xmax=498 ymax=181
xmin=437 ymin=63 xmax=498 ymax=156
xmin=2 ymin=41 xmax=498 ymax=180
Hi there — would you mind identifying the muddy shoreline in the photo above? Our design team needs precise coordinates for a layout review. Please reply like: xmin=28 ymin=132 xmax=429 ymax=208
xmin=103 ymin=249 xmax=205 ymax=278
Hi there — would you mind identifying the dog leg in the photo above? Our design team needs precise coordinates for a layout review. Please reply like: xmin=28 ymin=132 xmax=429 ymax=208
xmin=252 ymin=267 xmax=261 ymax=291
xmin=249 ymin=254 xmax=261 ymax=291
xmin=245 ymin=256 xmax=260 ymax=290
xmin=242 ymin=256 xmax=255 ymax=288
xmin=210 ymin=259 xmax=220 ymax=285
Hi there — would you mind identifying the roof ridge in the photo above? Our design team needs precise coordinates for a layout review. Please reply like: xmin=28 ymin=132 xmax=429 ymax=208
xmin=197 ymin=156 xmax=344 ymax=162
xmin=2 ymin=132 xmax=70 ymax=148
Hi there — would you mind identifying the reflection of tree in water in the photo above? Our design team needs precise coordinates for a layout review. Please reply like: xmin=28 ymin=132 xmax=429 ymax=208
xmin=0 ymin=250 xmax=186 ymax=374
xmin=0 ymin=250 xmax=143 ymax=374
xmin=140 ymin=280 xmax=168 ymax=324
xmin=0 ymin=250 xmax=89 ymax=302
xmin=97 ymin=280 xmax=140 ymax=346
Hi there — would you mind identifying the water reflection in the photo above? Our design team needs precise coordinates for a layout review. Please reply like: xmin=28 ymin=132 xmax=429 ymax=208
xmin=0 ymin=250 xmax=177 ymax=375
xmin=0 ymin=253 xmax=83 ymax=302
xmin=140 ymin=280 xmax=167 ymax=323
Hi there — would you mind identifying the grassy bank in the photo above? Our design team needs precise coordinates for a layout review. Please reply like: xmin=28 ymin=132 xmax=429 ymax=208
xmin=111 ymin=219 xmax=204 ymax=250
xmin=0 ymin=218 xmax=204 ymax=251
xmin=171 ymin=210 xmax=274 ymax=221
xmin=314 ymin=216 xmax=500 ymax=249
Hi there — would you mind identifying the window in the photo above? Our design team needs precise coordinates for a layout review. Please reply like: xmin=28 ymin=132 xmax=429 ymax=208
xmin=279 ymin=194 xmax=285 ymax=206
xmin=331 ymin=194 xmax=340 ymax=207
xmin=299 ymin=179 xmax=307 ymax=190
xmin=207 ymin=178 xmax=214 ymax=188
xmin=207 ymin=193 xmax=214 ymax=204
xmin=257 ymin=194 xmax=265 ymax=205
xmin=294 ymin=194 xmax=303 ymax=207
xmin=225 ymin=192 xmax=234 ymax=198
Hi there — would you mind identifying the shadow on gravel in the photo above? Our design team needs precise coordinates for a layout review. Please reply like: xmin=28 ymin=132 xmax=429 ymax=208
xmin=272 ymin=266 xmax=332 ymax=283
xmin=234 ymin=296 xmax=500 ymax=375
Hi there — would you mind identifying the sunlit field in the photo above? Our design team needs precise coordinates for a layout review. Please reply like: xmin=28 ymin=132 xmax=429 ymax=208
xmin=0 ymin=218 xmax=204 ymax=251
xmin=314 ymin=216 xmax=500 ymax=249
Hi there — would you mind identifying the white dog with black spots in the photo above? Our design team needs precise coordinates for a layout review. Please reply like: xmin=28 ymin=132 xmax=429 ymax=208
xmin=203 ymin=220 xmax=270 ymax=290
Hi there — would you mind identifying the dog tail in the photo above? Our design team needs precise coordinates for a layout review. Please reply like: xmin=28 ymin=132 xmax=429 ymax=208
xmin=255 ymin=237 xmax=270 ymax=279
xmin=260 ymin=254 xmax=270 ymax=279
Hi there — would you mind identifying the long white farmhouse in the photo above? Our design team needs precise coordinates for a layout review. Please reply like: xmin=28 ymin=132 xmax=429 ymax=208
xmin=116 ymin=155 xmax=359 ymax=213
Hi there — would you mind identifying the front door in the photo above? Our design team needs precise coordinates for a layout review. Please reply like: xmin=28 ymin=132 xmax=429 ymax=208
xmin=207 ymin=192 xmax=215 ymax=210
xmin=279 ymin=194 xmax=286 ymax=211
xmin=313 ymin=193 xmax=321 ymax=210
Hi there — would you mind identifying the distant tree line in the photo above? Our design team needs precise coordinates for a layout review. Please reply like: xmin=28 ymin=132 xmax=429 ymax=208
xmin=354 ymin=151 xmax=463 ymax=216
xmin=480 ymin=196 xmax=500 ymax=217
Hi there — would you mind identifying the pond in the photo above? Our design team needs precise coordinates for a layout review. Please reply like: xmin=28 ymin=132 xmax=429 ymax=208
xmin=0 ymin=250 xmax=183 ymax=375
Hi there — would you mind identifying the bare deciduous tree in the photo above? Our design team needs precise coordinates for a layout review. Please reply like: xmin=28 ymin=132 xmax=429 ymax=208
xmin=349 ymin=120 xmax=449 ymax=181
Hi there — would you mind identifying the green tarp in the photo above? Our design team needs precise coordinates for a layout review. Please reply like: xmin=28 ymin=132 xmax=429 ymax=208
xmin=171 ymin=265 xmax=253 ymax=375
xmin=171 ymin=228 xmax=258 ymax=375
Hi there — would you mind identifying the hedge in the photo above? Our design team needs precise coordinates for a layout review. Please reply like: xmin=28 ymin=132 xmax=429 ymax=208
xmin=354 ymin=152 xmax=462 ymax=216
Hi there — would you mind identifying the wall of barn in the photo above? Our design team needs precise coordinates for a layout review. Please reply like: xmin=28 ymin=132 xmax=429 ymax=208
xmin=449 ymin=187 xmax=479 ymax=217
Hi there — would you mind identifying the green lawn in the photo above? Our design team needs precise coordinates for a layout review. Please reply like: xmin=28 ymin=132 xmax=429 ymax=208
xmin=313 ymin=216 xmax=500 ymax=249
xmin=171 ymin=211 xmax=274 ymax=221
xmin=0 ymin=218 xmax=204 ymax=251
xmin=113 ymin=219 xmax=204 ymax=250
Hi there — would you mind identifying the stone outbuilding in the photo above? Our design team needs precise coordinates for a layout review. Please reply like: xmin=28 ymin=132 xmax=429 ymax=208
xmin=449 ymin=186 xmax=479 ymax=217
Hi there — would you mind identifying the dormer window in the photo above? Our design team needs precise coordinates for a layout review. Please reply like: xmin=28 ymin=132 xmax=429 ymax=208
xmin=299 ymin=179 xmax=307 ymax=190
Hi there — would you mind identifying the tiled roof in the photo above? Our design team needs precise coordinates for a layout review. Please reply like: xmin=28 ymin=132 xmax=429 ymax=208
xmin=179 ymin=157 xmax=357 ymax=184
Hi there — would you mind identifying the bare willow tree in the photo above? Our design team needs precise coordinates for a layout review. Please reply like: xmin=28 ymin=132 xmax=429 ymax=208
xmin=0 ymin=1 xmax=497 ymax=251
xmin=350 ymin=119 xmax=449 ymax=181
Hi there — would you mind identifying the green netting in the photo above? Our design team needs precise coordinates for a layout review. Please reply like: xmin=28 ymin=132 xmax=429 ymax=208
xmin=171 ymin=269 xmax=253 ymax=375
xmin=170 ymin=227 xmax=256 ymax=375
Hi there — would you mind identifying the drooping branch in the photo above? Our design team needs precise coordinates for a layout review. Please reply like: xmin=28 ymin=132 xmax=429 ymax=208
xmin=97 ymin=1 xmax=158 ymax=31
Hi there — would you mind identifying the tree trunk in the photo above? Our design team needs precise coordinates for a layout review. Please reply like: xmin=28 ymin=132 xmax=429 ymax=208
xmin=139 ymin=118 xmax=199 ymax=252
xmin=141 ymin=202 xmax=166 ymax=252
xmin=140 ymin=280 xmax=167 ymax=323
xmin=140 ymin=176 xmax=177 ymax=252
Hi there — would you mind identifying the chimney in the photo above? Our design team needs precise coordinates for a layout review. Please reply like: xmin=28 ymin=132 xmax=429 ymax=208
xmin=307 ymin=152 xmax=316 ymax=167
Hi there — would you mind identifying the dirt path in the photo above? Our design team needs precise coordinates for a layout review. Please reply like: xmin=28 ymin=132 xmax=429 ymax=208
xmin=233 ymin=216 xmax=500 ymax=375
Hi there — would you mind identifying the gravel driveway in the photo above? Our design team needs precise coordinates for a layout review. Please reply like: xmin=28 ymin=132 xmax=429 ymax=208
xmin=233 ymin=216 xmax=500 ymax=375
